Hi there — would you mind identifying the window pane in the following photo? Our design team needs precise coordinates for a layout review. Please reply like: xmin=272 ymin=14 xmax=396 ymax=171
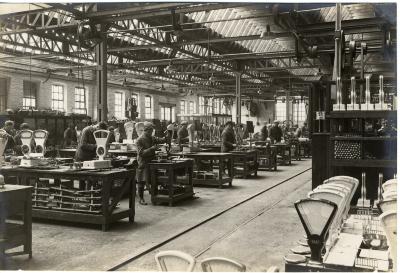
xmin=180 ymin=100 xmax=186 ymax=115
xmin=131 ymin=93 xmax=139 ymax=118
xmin=74 ymin=87 xmax=86 ymax=114
xmin=51 ymin=85 xmax=64 ymax=111
xmin=189 ymin=101 xmax=194 ymax=115
xmin=114 ymin=92 xmax=124 ymax=119
xmin=171 ymin=107 xmax=176 ymax=122
xmin=23 ymin=81 xmax=37 ymax=109
xmin=145 ymin=96 xmax=152 ymax=119
xmin=275 ymin=101 xmax=286 ymax=121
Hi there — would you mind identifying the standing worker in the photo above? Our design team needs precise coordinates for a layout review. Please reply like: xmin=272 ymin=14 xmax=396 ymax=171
xmin=221 ymin=121 xmax=235 ymax=177
xmin=2 ymin=120 xmax=16 ymax=154
xmin=177 ymin=120 xmax=189 ymax=148
xmin=221 ymin=121 xmax=236 ymax=152
xmin=260 ymin=121 xmax=269 ymax=141
xmin=75 ymin=121 xmax=108 ymax=162
xmin=269 ymin=120 xmax=283 ymax=143
xmin=136 ymin=122 xmax=169 ymax=205
xmin=63 ymin=123 xmax=77 ymax=147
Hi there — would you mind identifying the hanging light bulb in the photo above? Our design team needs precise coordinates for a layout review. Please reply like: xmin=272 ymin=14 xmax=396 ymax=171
xmin=166 ymin=60 xmax=178 ymax=72
xmin=66 ymin=68 xmax=75 ymax=77
xmin=260 ymin=24 xmax=277 ymax=40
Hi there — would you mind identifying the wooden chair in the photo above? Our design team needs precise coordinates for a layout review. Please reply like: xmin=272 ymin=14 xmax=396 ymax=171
xmin=200 ymin=257 xmax=246 ymax=272
xmin=155 ymin=250 xmax=195 ymax=272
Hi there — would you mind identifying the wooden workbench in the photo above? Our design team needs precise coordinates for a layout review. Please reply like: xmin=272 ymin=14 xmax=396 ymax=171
xmin=58 ymin=148 xmax=77 ymax=158
xmin=298 ymin=138 xmax=311 ymax=158
xmin=1 ymin=167 xmax=136 ymax=231
xmin=148 ymin=159 xmax=194 ymax=206
xmin=0 ymin=184 xmax=32 ymax=266
xmin=251 ymin=144 xmax=277 ymax=171
xmin=271 ymin=142 xmax=292 ymax=165
xmin=230 ymin=149 xmax=259 ymax=178
xmin=108 ymin=149 xmax=137 ymax=157
xmin=199 ymin=144 xmax=222 ymax=153
xmin=181 ymin=152 xmax=234 ymax=188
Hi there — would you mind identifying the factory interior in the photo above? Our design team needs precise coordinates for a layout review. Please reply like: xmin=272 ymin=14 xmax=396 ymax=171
xmin=0 ymin=2 xmax=398 ymax=272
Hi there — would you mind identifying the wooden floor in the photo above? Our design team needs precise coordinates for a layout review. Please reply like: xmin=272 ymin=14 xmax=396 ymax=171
xmin=4 ymin=159 xmax=312 ymax=271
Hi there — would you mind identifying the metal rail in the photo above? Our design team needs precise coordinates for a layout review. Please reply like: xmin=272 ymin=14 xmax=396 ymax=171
xmin=107 ymin=167 xmax=312 ymax=271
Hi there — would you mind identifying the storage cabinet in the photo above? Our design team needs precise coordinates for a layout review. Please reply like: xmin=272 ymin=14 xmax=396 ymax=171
xmin=0 ymin=185 xmax=32 ymax=267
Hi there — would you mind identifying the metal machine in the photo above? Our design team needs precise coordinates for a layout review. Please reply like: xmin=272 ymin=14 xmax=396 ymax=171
xmin=82 ymin=130 xmax=112 ymax=169
xmin=31 ymin=130 xmax=48 ymax=157
xmin=20 ymin=129 xmax=49 ymax=167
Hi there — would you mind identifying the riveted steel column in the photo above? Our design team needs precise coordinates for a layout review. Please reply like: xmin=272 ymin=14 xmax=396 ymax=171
xmin=235 ymin=72 xmax=242 ymax=125
xmin=96 ymin=39 xmax=107 ymax=121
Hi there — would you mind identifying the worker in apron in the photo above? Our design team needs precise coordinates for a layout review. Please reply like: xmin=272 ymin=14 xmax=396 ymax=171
xmin=221 ymin=121 xmax=236 ymax=177
xmin=136 ymin=121 xmax=169 ymax=205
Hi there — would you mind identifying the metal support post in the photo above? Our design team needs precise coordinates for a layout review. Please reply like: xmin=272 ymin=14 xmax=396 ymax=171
xmin=96 ymin=38 xmax=108 ymax=122
xmin=286 ymin=90 xmax=290 ymax=124
xmin=235 ymin=72 xmax=242 ymax=125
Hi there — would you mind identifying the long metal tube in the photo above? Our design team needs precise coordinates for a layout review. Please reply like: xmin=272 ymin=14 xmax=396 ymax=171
xmin=235 ymin=73 xmax=242 ymax=125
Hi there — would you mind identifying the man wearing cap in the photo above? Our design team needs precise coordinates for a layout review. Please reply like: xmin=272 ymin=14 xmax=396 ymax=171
xmin=75 ymin=121 xmax=108 ymax=162
xmin=221 ymin=121 xmax=236 ymax=153
xmin=2 ymin=120 xmax=16 ymax=153
xmin=177 ymin=120 xmax=189 ymax=148
xmin=269 ymin=120 xmax=283 ymax=143
xmin=136 ymin=121 xmax=169 ymax=205
xmin=63 ymin=122 xmax=77 ymax=147
xmin=260 ymin=121 xmax=269 ymax=141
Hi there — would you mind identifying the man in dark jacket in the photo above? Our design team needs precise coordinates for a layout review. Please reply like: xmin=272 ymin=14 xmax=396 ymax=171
xmin=260 ymin=121 xmax=269 ymax=141
xmin=75 ymin=121 xmax=107 ymax=162
xmin=63 ymin=123 xmax=77 ymax=147
xmin=221 ymin=121 xmax=236 ymax=152
xmin=2 ymin=120 xmax=16 ymax=154
xmin=177 ymin=120 xmax=189 ymax=147
xmin=269 ymin=120 xmax=283 ymax=143
xmin=136 ymin=121 xmax=169 ymax=205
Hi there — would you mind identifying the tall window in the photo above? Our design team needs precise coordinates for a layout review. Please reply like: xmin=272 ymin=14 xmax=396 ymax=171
xmin=275 ymin=100 xmax=286 ymax=121
xmin=171 ymin=107 xmax=176 ymax=122
xmin=293 ymin=101 xmax=307 ymax=125
xmin=161 ymin=106 xmax=175 ymax=122
xmin=114 ymin=92 xmax=124 ymax=119
xmin=145 ymin=95 xmax=152 ymax=119
xmin=180 ymin=100 xmax=186 ymax=115
xmin=51 ymin=85 xmax=64 ymax=111
xmin=131 ymin=93 xmax=139 ymax=118
xmin=74 ymin=87 xmax=86 ymax=114
xmin=199 ymin=96 xmax=205 ymax=114
xmin=213 ymin=98 xmax=222 ymax=114
xmin=220 ymin=99 xmax=226 ymax=114
xmin=189 ymin=101 xmax=194 ymax=115
xmin=207 ymin=98 xmax=212 ymax=115
xmin=23 ymin=80 xmax=37 ymax=109
xmin=0 ymin=78 xmax=7 ymax=112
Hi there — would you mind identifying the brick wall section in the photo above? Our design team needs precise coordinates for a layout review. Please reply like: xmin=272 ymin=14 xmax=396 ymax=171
xmin=0 ymin=70 xmax=183 ymax=122
xmin=0 ymin=70 xmax=280 ymax=125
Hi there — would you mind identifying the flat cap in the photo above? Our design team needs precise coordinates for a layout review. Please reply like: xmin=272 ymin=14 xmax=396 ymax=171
xmin=143 ymin=121 xmax=154 ymax=130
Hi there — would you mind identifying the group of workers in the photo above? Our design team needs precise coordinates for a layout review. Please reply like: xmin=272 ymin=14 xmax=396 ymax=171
xmin=1 ymin=117 xmax=310 ymax=206
xmin=257 ymin=120 xmax=309 ymax=143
